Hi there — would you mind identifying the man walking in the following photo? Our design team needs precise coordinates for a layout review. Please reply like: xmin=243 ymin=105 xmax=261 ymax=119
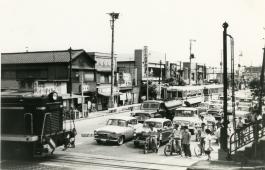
xmin=182 ymin=126 xmax=191 ymax=157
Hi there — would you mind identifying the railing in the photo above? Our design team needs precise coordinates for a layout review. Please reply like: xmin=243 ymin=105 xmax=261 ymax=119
xmin=228 ymin=119 xmax=265 ymax=159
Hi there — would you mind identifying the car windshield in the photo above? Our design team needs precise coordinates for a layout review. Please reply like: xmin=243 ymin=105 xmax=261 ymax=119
xmin=107 ymin=119 xmax=127 ymax=127
xmin=237 ymin=106 xmax=250 ymax=112
xmin=141 ymin=102 xmax=159 ymax=110
xmin=175 ymin=110 xmax=195 ymax=117
xmin=198 ymin=103 xmax=209 ymax=108
xmin=143 ymin=121 xmax=162 ymax=128
xmin=209 ymin=104 xmax=222 ymax=110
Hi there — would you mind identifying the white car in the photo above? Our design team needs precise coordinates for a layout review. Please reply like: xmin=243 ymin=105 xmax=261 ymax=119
xmin=94 ymin=116 xmax=142 ymax=145
xmin=173 ymin=107 xmax=202 ymax=135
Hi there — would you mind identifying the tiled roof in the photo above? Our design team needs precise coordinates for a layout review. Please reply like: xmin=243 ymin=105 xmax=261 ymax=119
xmin=1 ymin=49 xmax=93 ymax=64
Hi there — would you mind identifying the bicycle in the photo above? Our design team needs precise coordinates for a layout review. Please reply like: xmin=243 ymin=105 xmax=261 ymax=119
xmin=164 ymin=136 xmax=182 ymax=156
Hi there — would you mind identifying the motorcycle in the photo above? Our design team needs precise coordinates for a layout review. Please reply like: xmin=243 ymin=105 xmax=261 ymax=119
xmin=143 ymin=134 xmax=159 ymax=154
xmin=164 ymin=136 xmax=182 ymax=156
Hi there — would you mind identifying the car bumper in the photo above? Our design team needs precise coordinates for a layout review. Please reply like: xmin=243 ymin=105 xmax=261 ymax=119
xmin=94 ymin=136 xmax=118 ymax=143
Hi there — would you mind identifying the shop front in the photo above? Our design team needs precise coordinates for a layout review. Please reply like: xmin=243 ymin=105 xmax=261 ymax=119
xmin=97 ymin=85 xmax=119 ymax=111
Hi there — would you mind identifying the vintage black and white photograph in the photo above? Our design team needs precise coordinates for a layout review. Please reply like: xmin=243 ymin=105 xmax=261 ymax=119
xmin=1 ymin=0 xmax=265 ymax=169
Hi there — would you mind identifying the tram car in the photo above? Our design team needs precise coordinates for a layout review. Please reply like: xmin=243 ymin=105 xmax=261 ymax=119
xmin=1 ymin=91 xmax=75 ymax=159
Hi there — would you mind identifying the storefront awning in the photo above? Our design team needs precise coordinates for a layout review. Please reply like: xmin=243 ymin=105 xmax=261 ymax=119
xmin=98 ymin=91 xmax=121 ymax=97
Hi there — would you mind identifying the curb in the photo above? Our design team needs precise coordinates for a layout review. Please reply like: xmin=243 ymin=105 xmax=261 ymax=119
xmin=65 ymin=110 xmax=130 ymax=123
xmin=187 ymin=160 xmax=265 ymax=170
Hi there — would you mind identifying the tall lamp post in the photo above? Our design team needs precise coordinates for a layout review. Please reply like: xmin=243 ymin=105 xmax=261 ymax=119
xmin=108 ymin=12 xmax=119 ymax=108
xmin=189 ymin=39 xmax=196 ymax=85
xmin=221 ymin=22 xmax=229 ymax=156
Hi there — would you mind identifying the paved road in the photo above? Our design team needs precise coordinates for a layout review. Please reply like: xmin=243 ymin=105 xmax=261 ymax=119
xmin=1 ymin=111 xmax=219 ymax=170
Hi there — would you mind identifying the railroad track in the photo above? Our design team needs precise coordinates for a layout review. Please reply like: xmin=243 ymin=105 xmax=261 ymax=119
xmin=40 ymin=152 xmax=190 ymax=170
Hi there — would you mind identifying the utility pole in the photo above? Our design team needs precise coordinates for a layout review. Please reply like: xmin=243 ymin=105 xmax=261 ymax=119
xmin=108 ymin=12 xmax=119 ymax=108
xmin=69 ymin=47 xmax=72 ymax=108
xmin=221 ymin=22 xmax=229 ymax=153
xmin=189 ymin=39 xmax=196 ymax=85
xmin=158 ymin=60 xmax=162 ymax=99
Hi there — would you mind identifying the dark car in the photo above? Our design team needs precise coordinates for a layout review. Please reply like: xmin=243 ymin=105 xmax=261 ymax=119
xmin=133 ymin=118 xmax=173 ymax=147
xmin=132 ymin=100 xmax=182 ymax=123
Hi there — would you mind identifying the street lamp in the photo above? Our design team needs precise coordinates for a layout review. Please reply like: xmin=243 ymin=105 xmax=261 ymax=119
xmin=189 ymin=39 xmax=196 ymax=85
xmin=108 ymin=12 xmax=119 ymax=108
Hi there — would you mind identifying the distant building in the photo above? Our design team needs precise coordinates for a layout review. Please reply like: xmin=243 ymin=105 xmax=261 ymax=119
xmin=182 ymin=62 xmax=207 ymax=85
xmin=87 ymin=52 xmax=119 ymax=110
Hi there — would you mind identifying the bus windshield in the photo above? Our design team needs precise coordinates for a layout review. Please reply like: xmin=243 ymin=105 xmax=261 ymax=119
xmin=141 ymin=102 xmax=160 ymax=110
xmin=175 ymin=110 xmax=195 ymax=117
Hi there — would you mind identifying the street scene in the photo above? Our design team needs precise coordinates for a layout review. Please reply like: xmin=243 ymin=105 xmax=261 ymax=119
xmin=1 ymin=0 xmax=265 ymax=170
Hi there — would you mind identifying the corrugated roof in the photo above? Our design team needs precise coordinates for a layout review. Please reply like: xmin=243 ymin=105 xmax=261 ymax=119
xmin=1 ymin=49 xmax=92 ymax=64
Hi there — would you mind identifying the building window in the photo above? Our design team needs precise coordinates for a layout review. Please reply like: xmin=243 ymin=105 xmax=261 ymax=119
xmin=84 ymin=72 xmax=94 ymax=82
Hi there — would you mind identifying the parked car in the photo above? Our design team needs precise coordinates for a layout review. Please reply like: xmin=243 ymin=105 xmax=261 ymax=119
xmin=235 ymin=105 xmax=251 ymax=122
xmin=196 ymin=102 xmax=210 ymax=114
xmin=94 ymin=116 xmax=142 ymax=145
xmin=132 ymin=100 xmax=182 ymax=123
xmin=207 ymin=107 xmax=223 ymax=121
xmin=172 ymin=107 xmax=202 ymax=135
xmin=133 ymin=118 xmax=173 ymax=147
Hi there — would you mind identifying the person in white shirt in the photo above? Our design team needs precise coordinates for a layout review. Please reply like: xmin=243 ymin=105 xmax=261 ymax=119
xmin=149 ymin=123 xmax=158 ymax=152
xmin=204 ymin=129 xmax=213 ymax=160
xmin=172 ymin=124 xmax=182 ymax=152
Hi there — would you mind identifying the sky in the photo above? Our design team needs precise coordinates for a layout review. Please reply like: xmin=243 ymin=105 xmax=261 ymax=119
xmin=0 ymin=0 xmax=265 ymax=67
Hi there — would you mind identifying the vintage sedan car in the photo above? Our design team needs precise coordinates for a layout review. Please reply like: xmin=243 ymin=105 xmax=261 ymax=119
xmin=207 ymin=107 xmax=223 ymax=120
xmin=172 ymin=107 xmax=202 ymax=135
xmin=133 ymin=118 xmax=173 ymax=147
xmin=196 ymin=102 xmax=210 ymax=114
xmin=94 ymin=116 xmax=142 ymax=145
xmin=235 ymin=105 xmax=251 ymax=122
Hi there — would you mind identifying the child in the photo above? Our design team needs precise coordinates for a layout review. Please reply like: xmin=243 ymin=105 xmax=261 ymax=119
xmin=204 ymin=129 xmax=213 ymax=160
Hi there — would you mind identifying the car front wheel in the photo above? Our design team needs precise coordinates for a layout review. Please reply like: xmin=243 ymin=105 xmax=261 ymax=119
xmin=117 ymin=136 xmax=124 ymax=145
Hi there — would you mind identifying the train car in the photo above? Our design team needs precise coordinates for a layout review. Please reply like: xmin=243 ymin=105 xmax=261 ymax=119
xmin=165 ymin=85 xmax=204 ymax=107
xmin=1 ymin=91 xmax=75 ymax=159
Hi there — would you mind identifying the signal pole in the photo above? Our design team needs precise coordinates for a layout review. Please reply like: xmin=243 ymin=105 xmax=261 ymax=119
xmin=108 ymin=12 xmax=119 ymax=108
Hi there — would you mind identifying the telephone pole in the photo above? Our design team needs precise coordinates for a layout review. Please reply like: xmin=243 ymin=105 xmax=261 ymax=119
xmin=189 ymin=39 xmax=196 ymax=85
xmin=108 ymin=12 xmax=119 ymax=108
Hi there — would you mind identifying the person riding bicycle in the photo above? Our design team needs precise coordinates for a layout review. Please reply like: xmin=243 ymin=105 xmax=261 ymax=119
xmin=171 ymin=124 xmax=182 ymax=152
xmin=148 ymin=123 xmax=158 ymax=152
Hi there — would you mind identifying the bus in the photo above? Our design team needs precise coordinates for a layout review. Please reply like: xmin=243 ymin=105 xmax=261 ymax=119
xmin=164 ymin=85 xmax=204 ymax=107
xmin=203 ymin=84 xmax=223 ymax=101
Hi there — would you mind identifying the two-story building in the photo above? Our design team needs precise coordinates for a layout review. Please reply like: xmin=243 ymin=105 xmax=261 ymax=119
xmin=87 ymin=52 xmax=119 ymax=110
xmin=1 ymin=49 xmax=97 ymax=118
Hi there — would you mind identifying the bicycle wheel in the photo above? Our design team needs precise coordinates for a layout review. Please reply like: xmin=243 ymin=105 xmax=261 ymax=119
xmin=164 ymin=145 xmax=171 ymax=156
xmin=194 ymin=145 xmax=202 ymax=157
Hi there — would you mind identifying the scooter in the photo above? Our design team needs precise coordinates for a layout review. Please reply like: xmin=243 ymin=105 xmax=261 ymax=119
xmin=143 ymin=135 xmax=159 ymax=154
xmin=164 ymin=136 xmax=182 ymax=156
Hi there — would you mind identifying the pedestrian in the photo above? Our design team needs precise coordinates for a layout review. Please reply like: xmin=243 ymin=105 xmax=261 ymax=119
xmin=236 ymin=117 xmax=244 ymax=145
xmin=181 ymin=126 xmax=191 ymax=157
xmin=172 ymin=124 xmax=182 ymax=152
xmin=204 ymin=129 xmax=213 ymax=160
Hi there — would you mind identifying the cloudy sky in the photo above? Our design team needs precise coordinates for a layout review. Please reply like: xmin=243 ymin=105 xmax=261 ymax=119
xmin=1 ymin=0 xmax=265 ymax=67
